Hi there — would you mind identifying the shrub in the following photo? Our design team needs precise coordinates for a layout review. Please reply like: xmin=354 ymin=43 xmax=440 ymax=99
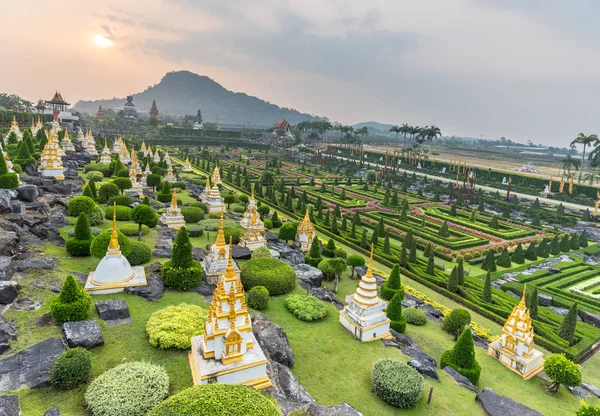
xmin=381 ymin=264 xmax=404 ymax=301
xmin=544 ymin=354 xmax=582 ymax=392
xmin=371 ymin=360 xmax=424 ymax=408
xmin=172 ymin=181 xmax=187 ymax=190
xmin=251 ymin=246 xmax=271 ymax=259
xmin=85 ymin=163 xmax=111 ymax=177
xmin=90 ymin=230 xmax=132 ymax=258
xmin=322 ymin=239 xmax=337 ymax=257
xmin=197 ymin=217 xmax=238 ymax=231
xmin=67 ymin=227 xmax=101 ymax=238
xmin=577 ymin=402 xmax=600 ymax=416
xmin=263 ymin=219 xmax=273 ymax=229
xmin=85 ymin=171 xmax=105 ymax=182
xmin=126 ymin=241 xmax=152 ymax=266
xmin=108 ymin=195 xmax=134 ymax=206
xmin=120 ymin=223 xmax=150 ymax=236
xmin=403 ymin=308 xmax=427 ymax=326
xmin=442 ymin=308 xmax=471 ymax=335
xmin=558 ymin=302 xmax=578 ymax=345
xmin=50 ymin=275 xmax=92 ymax=324
xmin=334 ymin=248 xmax=347 ymax=259
xmin=98 ymin=183 xmax=120 ymax=203
xmin=247 ymin=286 xmax=270 ymax=311
xmin=84 ymin=362 xmax=170 ymax=416
xmin=148 ymin=384 xmax=281 ymax=416
xmin=386 ymin=292 xmax=407 ymax=333
xmin=66 ymin=238 xmax=92 ymax=257
xmin=87 ymin=205 xmax=105 ymax=226
xmin=104 ymin=205 xmax=132 ymax=221
xmin=440 ymin=328 xmax=481 ymax=384
xmin=223 ymin=227 xmax=242 ymax=244
xmin=190 ymin=201 xmax=208 ymax=213
xmin=161 ymin=227 xmax=202 ymax=291
xmin=67 ymin=196 xmax=96 ymax=217
xmin=241 ymin=258 xmax=296 ymax=295
xmin=186 ymin=224 xmax=204 ymax=237
xmin=181 ymin=206 xmax=205 ymax=223
xmin=278 ymin=223 xmax=296 ymax=242
xmin=284 ymin=294 xmax=328 ymax=321
xmin=50 ymin=348 xmax=91 ymax=389
xmin=0 ymin=173 xmax=19 ymax=189
xmin=146 ymin=304 xmax=207 ymax=349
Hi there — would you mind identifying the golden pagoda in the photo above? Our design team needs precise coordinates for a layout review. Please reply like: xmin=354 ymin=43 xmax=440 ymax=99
xmin=119 ymin=143 xmax=131 ymax=164
xmin=160 ymin=189 xmax=185 ymax=229
xmin=295 ymin=207 xmax=316 ymax=251
xmin=238 ymin=205 xmax=266 ymax=251
xmin=60 ymin=128 xmax=75 ymax=152
xmin=131 ymin=146 xmax=142 ymax=175
xmin=200 ymin=177 xmax=211 ymax=203
xmin=240 ymin=183 xmax=257 ymax=229
xmin=165 ymin=161 xmax=177 ymax=183
xmin=31 ymin=117 xmax=41 ymax=135
xmin=189 ymin=239 xmax=271 ymax=389
xmin=39 ymin=131 xmax=64 ymax=180
xmin=99 ymin=138 xmax=112 ymax=164
xmin=205 ymin=181 xmax=225 ymax=214
xmin=140 ymin=140 xmax=147 ymax=156
xmin=211 ymin=164 xmax=222 ymax=185
xmin=35 ymin=116 xmax=44 ymax=135
xmin=182 ymin=155 xmax=193 ymax=172
xmin=202 ymin=213 xmax=240 ymax=285
xmin=3 ymin=115 xmax=23 ymax=143
xmin=145 ymin=144 xmax=153 ymax=158
xmin=339 ymin=245 xmax=392 ymax=342
xmin=127 ymin=167 xmax=144 ymax=199
xmin=487 ymin=286 xmax=544 ymax=379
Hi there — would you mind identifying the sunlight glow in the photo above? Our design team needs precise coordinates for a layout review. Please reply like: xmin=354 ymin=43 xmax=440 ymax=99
xmin=92 ymin=34 xmax=113 ymax=48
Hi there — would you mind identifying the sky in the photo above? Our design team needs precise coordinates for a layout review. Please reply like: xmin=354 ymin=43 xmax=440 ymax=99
xmin=1 ymin=0 xmax=599 ymax=147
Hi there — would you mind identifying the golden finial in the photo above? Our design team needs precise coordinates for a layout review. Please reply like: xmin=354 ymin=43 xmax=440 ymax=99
xmin=519 ymin=285 xmax=527 ymax=309
xmin=104 ymin=137 xmax=108 ymax=148
xmin=108 ymin=201 xmax=120 ymax=250
xmin=365 ymin=244 xmax=374 ymax=278
xmin=170 ymin=188 xmax=178 ymax=209
xmin=205 ymin=176 xmax=211 ymax=189
xmin=64 ymin=128 xmax=69 ymax=139
xmin=251 ymin=182 xmax=255 ymax=199
xmin=215 ymin=212 xmax=227 ymax=247
xmin=223 ymin=237 xmax=236 ymax=281
xmin=303 ymin=206 xmax=310 ymax=222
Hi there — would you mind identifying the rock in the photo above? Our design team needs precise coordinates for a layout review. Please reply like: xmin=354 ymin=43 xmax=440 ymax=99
xmin=44 ymin=406 xmax=61 ymax=416
xmin=0 ymin=338 xmax=66 ymax=390
xmin=266 ymin=360 xmax=314 ymax=414
xmin=0 ymin=232 xmax=18 ymax=256
xmin=12 ymin=298 xmax=42 ymax=311
xmin=152 ymin=249 xmax=171 ymax=258
xmin=475 ymin=388 xmax=542 ymax=416
xmin=0 ymin=191 xmax=12 ymax=214
xmin=419 ymin=303 xmax=444 ymax=322
xmin=125 ymin=266 xmax=164 ymax=301
xmin=0 ymin=395 xmax=20 ymax=416
xmin=95 ymin=300 xmax=130 ymax=321
xmin=282 ymin=250 xmax=305 ymax=266
xmin=402 ymin=299 xmax=418 ymax=308
xmin=389 ymin=329 xmax=417 ymax=348
xmin=408 ymin=359 xmax=439 ymax=381
xmin=0 ymin=318 xmax=16 ymax=355
xmin=0 ymin=258 xmax=14 ymax=281
xmin=568 ymin=385 xmax=590 ymax=399
xmin=192 ymin=247 xmax=207 ymax=262
xmin=0 ymin=282 xmax=18 ymax=305
xmin=304 ymin=402 xmax=363 ymax=416
xmin=443 ymin=366 xmax=478 ymax=393
xmin=309 ymin=287 xmax=344 ymax=310
xmin=265 ymin=231 xmax=279 ymax=242
xmin=191 ymin=279 xmax=216 ymax=297
xmin=154 ymin=238 xmax=172 ymax=251
xmin=401 ymin=345 xmax=437 ymax=368
xmin=538 ymin=293 xmax=552 ymax=307
xmin=252 ymin=314 xmax=295 ymax=368
xmin=231 ymin=245 xmax=252 ymax=259
xmin=550 ymin=306 xmax=582 ymax=321
xmin=37 ymin=313 xmax=55 ymax=328
xmin=380 ymin=338 xmax=400 ymax=349
xmin=293 ymin=264 xmax=323 ymax=289
xmin=10 ymin=201 xmax=24 ymax=214
xmin=268 ymin=240 xmax=294 ymax=255
xmin=582 ymin=382 xmax=600 ymax=398
xmin=580 ymin=311 xmax=600 ymax=328
xmin=13 ymin=256 xmax=59 ymax=272
xmin=62 ymin=320 xmax=104 ymax=349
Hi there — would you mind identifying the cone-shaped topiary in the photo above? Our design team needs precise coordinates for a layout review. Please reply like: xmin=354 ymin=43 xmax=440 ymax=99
xmin=50 ymin=275 xmax=92 ymax=324
xmin=529 ymin=286 xmax=539 ymax=320
xmin=558 ymin=302 xmax=578 ymax=345
xmin=489 ymin=215 xmax=499 ymax=230
xmin=438 ymin=220 xmax=449 ymax=237
xmin=82 ymin=184 xmax=94 ymax=199
xmin=512 ymin=243 xmax=525 ymax=264
xmin=440 ymin=327 xmax=481 ymax=384
xmin=456 ymin=259 xmax=464 ymax=286
xmin=482 ymin=271 xmax=492 ymax=302
xmin=482 ymin=250 xmax=497 ymax=272
xmin=161 ymin=227 xmax=202 ymax=291
xmin=73 ymin=212 xmax=92 ymax=240
xmin=524 ymin=242 xmax=537 ymax=261
xmin=381 ymin=264 xmax=404 ymax=301
xmin=496 ymin=247 xmax=512 ymax=268
xmin=579 ymin=230 xmax=588 ymax=248
xmin=426 ymin=250 xmax=435 ymax=274
xmin=386 ymin=292 xmax=406 ymax=333
xmin=447 ymin=266 xmax=458 ymax=292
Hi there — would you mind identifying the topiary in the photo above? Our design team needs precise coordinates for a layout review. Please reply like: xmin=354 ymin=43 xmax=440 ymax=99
xmin=190 ymin=201 xmax=208 ymax=213
xmin=67 ymin=196 xmax=96 ymax=217
xmin=322 ymin=239 xmax=337 ymax=257
xmin=85 ymin=171 xmax=104 ymax=182
xmin=440 ymin=327 xmax=481 ymax=384
xmin=304 ymin=236 xmax=322 ymax=268
xmin=84 ymin=362 xmax=170 ymax=416
xmin=371 ymin=359 xmax=424 ymax=408
xmin=50 ymin=347 xmax=91 ymax=389
xmin=247 ymin=286 xmax=270 ymax=311
xmin=147 ymin=384 xmax=281 ymax=416
xmin=126 ymin=241 xmax=152 ymax=266
xmin=120 ymin=223 xmax=150 ymax=236
xmin=66 ymin=238 xmax=92 ymax=257
xmin=90 ymin=230 xmax=132 ymax=258
xmin=98 ymin=182 xmax=120 ymax=203
xmin=50 ymin=275 xmax=92 ymax=324
xmin=146 ymin=304 xmax=207 ymax=349
xmin=0 ymin=173 xmax=19 ymax=189
xmin=386 ymin=292 xmax=406 ymax=333
xmin=284 ymin=294 xmax=328 ymax=321
xmin=263 ymin=218 xmax=273 ymax=229
xmin=180 ymin=206 xmax=205 ymax=223
xmin=381 ymin=264 xmax=404 ymax=301
xmin=251 ymin=246 xmax=271 ymax=259
xmin=223 ymin=227 xmax=242 ymax=244
xmin=186 ymin=224 xmax=203 ymax=237
xmin=161 ymin=227 xmax=203 ymax=291
xmin=87 ymin=204 xmax=105 ymax=226
xmin=442 ymin=308 xmax=471 ymax=336
xmin=108 ymin=195 xmax=134 ymax=206
xmin=403 ymin=308 xmax=427 ymax=326
xmin=104 ymin=205 xmax=132 ymax=221
xmin=576 ymin=402 xmax=600 ymax=416
xmin=241 ymin=258 xmax=296 ymax=295
xmin=544 ymin=353 xmax=582 ymax=392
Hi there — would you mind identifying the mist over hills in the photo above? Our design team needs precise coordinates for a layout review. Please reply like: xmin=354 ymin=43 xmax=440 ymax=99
xmin=74 ymin=70 xmax=319 ymax=126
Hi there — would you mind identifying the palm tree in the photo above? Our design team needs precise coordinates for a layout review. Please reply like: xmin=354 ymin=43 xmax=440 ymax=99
xmin=570 ymin=133 xmax=598 ymax=183
xmin=401 ymin=123 xmax=410 ymax=154
xmin=427 ymin=125 xmax=441 ymax=153
xmin=415 ymin=125 xmax=428 ymax=149
xmin=584 ymin=170 xmax=599 ymax=185
xmin=390 ymin=125 xmax=402 ymax=147
xmin=561 ymin=154 xmax=581 ymax=177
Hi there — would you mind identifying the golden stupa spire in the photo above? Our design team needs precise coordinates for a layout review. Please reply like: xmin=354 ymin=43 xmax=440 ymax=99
xmin=205 ymin=176 xmax=211 ymax=189
xmin=12 ymin=115 xmax=16 ymax=125
xmin=303 ymin=206 xmax=310 ymax=222
xmin=215 ymin=212 xmax=227 ymax=248
xmin=518 ymin=284 xmax=527 ymax=309
xmin=223 ymin=237 xmax=237 ymax=281
xmin=64 ymin=128 xmax=69 ymax=139
xmin=108 ymin=202 xmax=120 ymax=251
xmin=366 ymin=244 xmax=374 ymax=278
xmin=104 ymin=137 xmax=108 ymax=148
xmin=251 ymin=182 xmax=255 ymax=199
xmin=170 ymin=188 xmax=178 ymax=209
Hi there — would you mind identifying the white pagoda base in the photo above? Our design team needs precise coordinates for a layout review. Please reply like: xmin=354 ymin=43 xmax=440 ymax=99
xmin=238 ymin=237 xmax=266 ymax=251
xmin=188 ymin=333 xmax=271 ymax=390
xmin=339 ymin=295 xmax=392 ymax=342
xmin=165 ymin=175 xmax=177 ymax=183
xmin=85 ymin=266 xmax=146 ymax=295
xmin=202 ymin=256 xmax=240 ymax=285
xmin=207 ymin=202 xmax=225 ymax=214
xmin=41 ymin=168 xmax=64 ymax=181
xmin=160 ymin=213 xmax=186 ymax=229
xmin=487 ymin=340 xmax=544 ymax=380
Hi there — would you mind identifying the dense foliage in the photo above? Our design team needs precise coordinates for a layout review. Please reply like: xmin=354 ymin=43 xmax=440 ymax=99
xmin=50 ymin=347 xmax=92 ymax=389
xmin=162 ymin=227 xmax=202 ymax=290
xmin=442 ymin=308 xmax=471 ymax=336
xmin=90 ymin=230 xmax=132 ymax=258
xmin=146 ymin=304 xmax=207 ymax=349
xmin=284 ymin=294 xmax=328 ymax=321
xmin=247 ymin=286 xmax=270 ymax=310
xmin=403 ymin=308 xmax=427 ymax=326
xmin=440 ymin=328 xmax=481 ymax=384
xmin=126 ymin=241 xmax=152 ymax=265
xmin=50 ymin=275 xmax=92 ymax=324
xmin=241 ymin=258 xmax=296 ymax=295
xmin=371 ymin=360 xmax=424 ymax=408
xmin=67 ymin=196 xmax=96 ymax=217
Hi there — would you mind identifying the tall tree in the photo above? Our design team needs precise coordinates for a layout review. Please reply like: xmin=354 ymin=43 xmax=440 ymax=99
xmin=571 ymin=133 xmax=598 ymax=183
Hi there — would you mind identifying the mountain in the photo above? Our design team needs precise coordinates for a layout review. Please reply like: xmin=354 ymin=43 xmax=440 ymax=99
xmin=73 ymin=70 xmax=318 ymax=127
xmin=352 ymin=121 xmax=394 ymax=133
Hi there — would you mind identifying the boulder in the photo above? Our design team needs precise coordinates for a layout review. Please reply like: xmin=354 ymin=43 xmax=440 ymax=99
xmin=0 ymin=191 xmax=13 ymax=214
xmin=408 ymin=359 xmax=439 ymax=381
xmin=125 ymin=264 xmax=164 ymax=301
xmin=475 ymin=388 xmax=542 ymax=416
xmin=191 ymin=279 xmax=216 ymax=297
xmin=443 ymin=366 xmax=479 ymax=393
xmin=154 ymin=238 xmax=172 ymax=251
xmin=580 ymin=311 xmax=600 ymax=328
xmin=0 ymin=395 xmax=20 ymax=416
xmin=29 ymin=281 xmax=61 ymax=293
xmin=37 ymin=313 xmax=55 ymax=328
xmin=152 ymin=249 xmax=171 ymax=258
xmin=582 ymin=382 xmax=600 ymax=398
xmin=567 ymin=385 xmax=590 ymax=399
xmin=303 ymin=402 xmax=363 ymax=416
xmin=95 ymin=300 xmax=130 ymax=321
xmin=13 ymin=256 xmax=59 ymax=272
xmin=268 ymin=240 xmax=294 ymax=255
xmin=401 ymin=345 xmax=437 ymax=369
xmin=44 ymin=407 xmax=61 ymax=416
xmin=402 ymin=299 xmax=418 ymax=309
xmin=419 ymin=302 xmax=444 ymax=322
xmin=389 ymin=329 xmax=418 ymax=348
xmin=232 ymin=245 xmax=252 ymax=259
xmin=282 ymin=249 xmax=305 ymax=265
xmin=293 ymin=264 xmax=323 ymax=289
xmin=0 ymin=257 xmax=14 ymax=281
xmin=310 ymin=287 xmax=344 ymax=310
xmin=192 ymin=247 xmax=207 ymax=262
xmin=0 ymin=282 xmax=18 ymax=305
xmin=538 ymin=293 xmax=552 ymax=307
xmin=62 ymin=320 xmax=104 ymax=349
xmin=0 ymin=318 xmax=16 ymax=355
xmin=10 ymin=201 xmax=24 ymax=214
xmin=252 ymin=314 xmax=295 ymax=368
xmin=0 ymin=338 xmax=66 ymax=390
xmin=267 ymin=360 xmax=314 ymax=414
xmin=265 ymin=231 xmax=279 ymax=242
xmin=0 ymin=232 xmax=18 ymax=256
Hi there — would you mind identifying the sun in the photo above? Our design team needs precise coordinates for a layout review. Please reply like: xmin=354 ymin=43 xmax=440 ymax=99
xmin=92 ymin=34 xmax=113 ymax=48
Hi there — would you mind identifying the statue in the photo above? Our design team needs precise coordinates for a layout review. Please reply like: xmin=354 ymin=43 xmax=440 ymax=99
xmin=544 ymin=184 xmax=550 ymax=195
xmin=441 ymin=167 xmax=446 ymax=174
xmin=502 ymin=177 xmax=508 ymax=185
xmin=417 ymin=163 xmax=422 ymax=169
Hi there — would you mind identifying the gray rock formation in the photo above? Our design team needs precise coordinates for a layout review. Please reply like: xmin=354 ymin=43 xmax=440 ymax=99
xmin=267 ymin=360 xmax=314 ymax=414
xmin=0 ymin=232 xmax=18 ymax=256
xmin=0 ymin=395 xmax=20 ymax=416
xmin=475 ymin=388 xmax=542 ymax=416
xmin=580 ymin=311 xmax=600 ymax=328
xmin=125 ymin=263 xmax=164 ymax=301
xmin=0 ymin=258 xmax=14 ymax=281
xmin=16 ymin=184 xmax=40 ymax=202
xmin=293 ymin=264 xmax=323 ymax=289
xmin=443 ymin=366 xmax=478 ymax=393
xmin=44 ymin=406 xmax=61 ymax=416
xmin=252 ymin=314 xmax=295 ymax=368
xmin=232 ymin=244 xmax=252 ymax=259
xmin=62 ymin=320 xmax=104 ymax=348
xmin=96 ymin=300 xmax=130 ymax=321
xmin=13 ymin=256 xmax=59 ymax=272
xmin=310 ymin=287 xmax=344 ymax=310
xmin=303 ymin=402 xmax=363 ymax=416
xmin=0 ymin=282 xmax=18 ymax=305
xmin=408 ymin=359 xmax=439 ymax=381
xmin=0 ymin=318 xmax=16 ymax=355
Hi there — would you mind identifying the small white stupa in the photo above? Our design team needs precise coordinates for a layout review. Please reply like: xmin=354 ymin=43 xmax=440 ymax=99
xmin=238 ymin=206 xmax=266 ymax=251
xmin=200 ymin=177 xmax=211 ymax=203
xmin=295 ymin=208 xmax=316 ymax=251
xmin=211 ymin=165 xmax=222 ymax=185
xmin=153 ymin=149 xmax=161 ymax=163
xmin=205 ymin=183 xmax=225 ymax=214
xmin=165 ymin=161 xmax=177 ymax=183
xmin=99 ymin=138 xmax=112 ymax=164
xmin=160 ymin=189 xmax=185 ymax=229
xmin=163 ymin=149 xmax=170 ymax=164
xmin=60 ymin=128 xmax=75 ymax=152
xmin=85 ymin=203 xmax=147 ymax=294
xmin=339 ymin=246 xmax=392 ymax=342
xmin=182 ymin=156 xmax=193 ymax=172
xmin=202 ymin=214 xmax=240 ymax=285
xmin=127 ymin=168 xmax=144 ymax=199
xmin=240 ymin=183 xmax=257 ymax=229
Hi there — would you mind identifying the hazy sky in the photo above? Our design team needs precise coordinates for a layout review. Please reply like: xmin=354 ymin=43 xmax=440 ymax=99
xmin=1 ymin=0 xmax=599 ymax=146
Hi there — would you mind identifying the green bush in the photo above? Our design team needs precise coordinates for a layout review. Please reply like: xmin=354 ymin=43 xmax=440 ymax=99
xmin=284 ymin=294 xmax=328 ymax=321
xmin=241 ymin=258 xmax=296 ymax=295
xmin=197 ymin=217 xmax=238 ymax=231
xmin=66 ymin=238 xmax=92 ymax=257
xmin=223 ymin=227 xmax=242 ymax=244
xmin=126 ymin=241 xmax=152 ymax=266
xmin=98 ymin=183 xmax=120 ymax=203
xmin=381 ymin=264 xmax=404 ymax=301
xmin=108 ymin=195 xmax=134 ymax=206
xmin=50 ymin=347 xmax=91 ymax=389
xmin=544 ymin=353 xmax=582 ymax=391
xmin=67 ymin=196 xmax=96 ymax=217
xmin=147 ymin=384 xmax=281 ymax=416
xmin=88 ymin=205 xmax=105 ymax=226
xmin=387 ymin=292 xmax=407 ymax=333
xmin=162 ymin=262 xmax=202 ymax=291
xmin=50 ymin=275 xmax=92 ymax=324
xmin=181 ymin=206 xmax=205 ymax=223
xmin=0 ymin=173 xmax=19 ymax=189
xmin=247 ymin=286 xmax=270 ymax=310
xmin=251 ymin=246 xmax=272 ymax=259
xmin=84 ymin=362 xmax=170 ymax=416
xmin=371 ymin=360 xmax=424 ymax=408
xmin=186 ymin=224 xmax=204 ymax=237
xmin=146 ymin=304 xmax=207 ymax=349
xmin=190 ymin=202 xmax=208 ymax=213
xmin=67 ymin=227 xmax=101 ymax=238
xmin=577 ymin=402 xmax=600 ymax=416
xmin=90 ymin=230 xmax=132 ymax=258
xmin=84 ymin=163 xmax=111 ymax=177
xmin=120 ymin=223 xmax=150 ymax=236
xmin=157 ymin=192 xmax=172 ymax=203
xmin=85 ymin=171 xmax=105 ymax=182
xmin=440 ymin=328 xmax=481 ymax=384
xmin=104 ymin=205 xmax=132 ymax=221
xmin=403 ymin=308 xmax=427 ymax=326
xmin=263 ymin=218 xmax=273 ymax=229
xmin=442 ymin=308 xmax=471 ymax=335
xmin=172 ymin=181 xmax=187 ymax=190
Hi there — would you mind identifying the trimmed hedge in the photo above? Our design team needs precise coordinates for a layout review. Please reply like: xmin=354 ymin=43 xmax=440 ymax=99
xmin=181 ymin=206 xmax=205 ymax=223
xmin=223 ymin=227 xmax=242 ymax=244
xmin=50 ymin=275 xmax=92 ymax=324
xmin=146 ymin=304 xmax=207 ymax=349
xmin=0 ymin=173 xmax=19 ymax=189
xmin=104 ymin=205 xmax=132 ymax=221
xmin=371 ymin=360 xmax=424 ymax=408
xmin=148 ymin=384 xmax=282 ymax=416
xmin=161 ymin=261 xmax=202 ymax=291
xmin=403 ymin=308 xmax=427 ymax=326
xmin=247 ymin=286 xmax=269 ymax=310
xmin=442 ymin=308 xmax=471 ymax=335
xmin=65 ymin=238 xmax=92 ymax=257
xmin=85 ymin=362 xmax=170 ymax=416
xmin=108 ymin=195 xmax=134 ymax=206
xmin=186 ymin=224 xmax=204 ymax=237
xmin=85 ymin=171 xmax=105 ymax=182
xmin=67 ymin=196 xmax=96 ymax=217
xmin=440 ymin=328 xmax=481 ymax=384
xmin=50 ymin=347 xmax=91 ymax=389
xmin=120 ymin=223 xmax=150 ymax=236
xmin=88 ymin=205 xmax=105 ymax=226
xmin=98 ymin=183 xmax=120 ymax=203
xmin=241 ymin=258 xmax=296 ymax=295
xmin=90 ymin=230 xmax=132 ymax=258
xmin=284 ymin=294 xmax=328 ymax=321
xmin=126 ymin=241 xmax=152 ymax=266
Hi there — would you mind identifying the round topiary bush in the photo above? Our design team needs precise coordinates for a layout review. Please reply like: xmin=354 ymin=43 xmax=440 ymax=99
xmin=0 ymin=173 xmax=19 ymax=189
xmin=241 ymin=258 xmax=296 ymax=295
xmin=98 ymin=183 xmax=120 ymax=203
xmin=223 ymin=227 xmax=242 ymax=244
xmin=85 ymin=362 xmax=170 ymax=416
xmin=284 ymin=294 xmax=328 ymax=321
xmin=50 ymin=347 xmax=92 ymax=389
xmin=186 ymin=224 xmax=204 ymax=237
xmin=104 ymin=205 xmax=132 ymax=221
xmin=85 ymin=171 xmax=105 ymax=182
xmin=247 ymin=286 xmax=269 ymax=311
xmin=172 ymin=181 xmax=187 ymax=190
xmin=181 ymin=206 xmax=205 ymax=223
xmin=66 ymin=238 xmax=92 ymax=257
xmin=442 ymin=308 xmax=471 ymax=335
xmin=263 ymin=219 xmax=273 ymax=229
xmin=87 ymin=205 xmax=105 ymax=226
xmin=67 ymin=196 xmax=96 ymax=217
xmin=147 ymin=384 xmax=281 ymax=416
xmin=403 ymin=308 xmax=427 ymax=326
xmin=126 ymin=241 xmax=152 ymax=266
xmin=108 ymin=195 xmax=134 ymax=206
xmin=90 ymin=230 xmax=132 ymax=258
xmin=251 ymin=246 xmax=271 ymax=259
xmin=120 ymin=223 xmax=150 ymax=236
xmin=146 ymin=304 xmax=207 ymax=350
xmin=85 ymin=163 xmax=111 ymax=177
xmin=371 ymin=360 xmax=424 ymax=408
xmin=50 ymin=275 xmax=92 ymax=324
xmin=197 ymin=217 xmax=238 ymax=231
xmin=190 ymin=202 xmax=208 ymax=213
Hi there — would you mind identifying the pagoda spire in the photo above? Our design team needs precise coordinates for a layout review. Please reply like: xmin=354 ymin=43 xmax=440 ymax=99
xmin=251 ymin=182 xmax=255 ymax=199
xmin=108 ymin=202 xmax=120 ymax=252
xmin=215 ymin=213 xmax=227 ymax=248
xmin=352 ymin=245 xmax=379 ymax=307
xmin=223 ymin=238 xmax=237 ymax=281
